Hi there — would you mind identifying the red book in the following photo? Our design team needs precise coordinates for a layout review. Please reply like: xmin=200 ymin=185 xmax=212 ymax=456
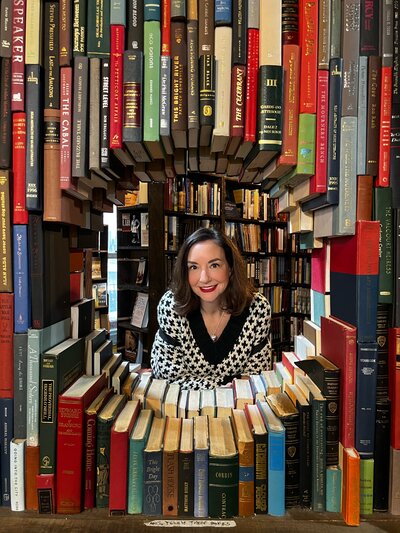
xmin=0 ymin=293 xmax=14 ymax=398
xmin=25 ymin=445 xmax=40 ymax=511
xmin=321 ymin=315 xmax=357 ymax=448
xmin=225 ymin=64 xmax=246 ymax=156
xmin=36 ymin=474 xmax=56 ymax=513
xmin=56 ymin=374 xmax=108 ymax=514
xmin=109 ymin=399 xmax=141 ymax=514
xmin=311 ymin=240 xmax=330 ymax=293
xmin=298 ymin=0 xmax=318 ymax=114
xmin=109 ymin=24 xmax=125 ymax=149
xmin=11 ymin=0 xmax=26 ymax=111
xmin=83 ymin=386 xmax=114 ymax=510
xmin=310 ymin=70 xmax=329 ymax=195
xmin=388 ymin=328 xmax=400 ymax=449
xmin=236 ymin=28 xmax=259 ymax=159
xmin=161 ymin=0 xmax=171 ymax=55
xmin=60 ymin=66 xmax=73 ymax=190
xmin=377 ymin=65 xmax=392 ymax=187
xmin=12 ymin=112 xmax=28 ymax=225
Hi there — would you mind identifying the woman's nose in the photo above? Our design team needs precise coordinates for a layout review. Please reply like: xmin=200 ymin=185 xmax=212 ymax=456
xmin=199 ymin=268 xmax=210 ymax=282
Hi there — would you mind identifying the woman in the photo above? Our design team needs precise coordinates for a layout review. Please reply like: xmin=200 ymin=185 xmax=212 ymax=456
xmin=151 ymin=227 xmax=272 ymax=389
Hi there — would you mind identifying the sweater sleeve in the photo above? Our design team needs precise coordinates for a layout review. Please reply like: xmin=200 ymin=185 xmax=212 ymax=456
xmin=241 ymin=293 xmax=272 ymax=375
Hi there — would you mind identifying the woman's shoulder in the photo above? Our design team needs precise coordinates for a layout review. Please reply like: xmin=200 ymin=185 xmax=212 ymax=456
xmin=157 ymin=290 xmax=183 ymax=322
xmin=250 ymin=291 xmax=271 ymax=314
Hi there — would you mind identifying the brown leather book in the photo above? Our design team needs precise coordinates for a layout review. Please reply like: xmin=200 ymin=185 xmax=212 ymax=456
xmin=356 ymin=175 xmax=373 ymax=221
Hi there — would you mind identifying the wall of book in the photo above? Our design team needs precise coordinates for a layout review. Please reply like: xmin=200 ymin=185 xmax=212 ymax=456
xmin=0 ymin=0 xmax=400 ymax=528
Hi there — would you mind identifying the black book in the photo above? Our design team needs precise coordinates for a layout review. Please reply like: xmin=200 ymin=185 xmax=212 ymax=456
xmin=28 ymin=215 xmax=70 ymax=329
xmin=178 ymin=418 xmax=195 ymax=516
xmin=0 ymin=57 xmax=12 ymax=169
xmin=376 ymin=303 xmax=391 ymax=399
xmin=0 ymin=0 xmax=12 ymax=58
xmin=43 ymin=1 xmax=60 ymax=110
xmin=25 ymin=65 xmax=43 ymax=212
xmin=390 ymin=103 xmax=400 ymax=208
xmin=127 ymin=0 xmax=144 ymax=52
xmin=72 ymin=56 xmax=89 ymax=178
xmin=373 ymin=397 xmax=391 ymax=511
xmin=71 ymin=298 xmax=95 ymax=339
xmin=232 ymin=0 xmax=247 ymax=65
xmin=267 ymin=392 xmax=300 ymax=508
xmin=302 ymin=57 xmax=343 ymax=212
xmin=100 ymin=58 xmax=111 ymax=170
xmin=199 ymin=54 xmax=215 ymax=146
xmin=359 ymin=0 xmax=380 ymax=56
xmin=295 ymin=355 xmax=340 ymax=466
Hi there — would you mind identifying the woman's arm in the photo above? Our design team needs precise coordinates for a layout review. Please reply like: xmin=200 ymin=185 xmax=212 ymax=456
xmin=241 ymin=293 xmax=272 ymax=374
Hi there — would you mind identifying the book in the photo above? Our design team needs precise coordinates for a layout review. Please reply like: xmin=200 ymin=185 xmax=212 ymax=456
xmin=360 ymin=457 xmax=374 ymax=515
xmin=325 ymin=465 xmax=342 ymax=513
xmin=170 ymin=21 xmax=187 ymax=149
xmin=71 ymin=56 xmax=89 ymax=178
xmin=109 ymin=24 xmax=125 ymax=150
xmin=93 ymin=339 xmax=113 ymax=376
xmin=193 ymin=415 xmax=209 ymax=518
xmin=342 ymin=446 xmax=361 ymax=526
xmin=162 ymin=416 xmax=182 ymax=516
xmin=127 ymin=409 xmax=154 ymax=514
xmin=0 ymin=171 xmax=12 ymax=292
xmin=130 ymin=292 xmax=149 ymax=328
xmin=388 ymin=328 xmax=400 ymax=449
xmin=143 ymin=416 xmax=166 ymax=515
xmin=244 ymin=403 xmax=267 ymax=513
xmin=71 ymin=298 xmax=95 ymax=339
xmin=83 ymin=387 xmax=114 ymax=510
xmin=178 ymin=417 xmax=194 ymax=516
xmin=25 ymin=64 xmax=42 ymax=211
xmin=373 ymin=397 xmax=391 ymax=511
xmin=232 ymin=377 xmax=254 ymax=410
xmin=330 ymin=220 xmax=380 ymax=342
xmin=0 ymin=293 xmax=14 ymax=399
xmin=109 ymin=400 xmax=141 ymax=515
xmin=200 ymin=388 xmax=216 ymax=417
xmin=232 ymin=408 xmax=254 ymax=517
xmin=187 ymin=389 xmax=201 ymax=418
xmin=145 ymin=378 xmax=168 ymax=418
xmin=36 ymin=473 xmax=55 ymax=513
xmin=56 ymin=374 xmax=108 ymax=514
xmin=215 ymin=386 xmax=235 ymax=417
xmin=10 ymin=438 xmax=25 ymax=511
xmin=13 ymin=225 xmax=30 ymax=333
xmin=25 ymin=444 xmax=39 ymax=511
xmin=13 ymin=333 xmax=27 ymax=439
xmin=321 ymin=315 xmax=357 ymax=448
xmin=11 ymin=0 xmax=25 ymax=111
xmin=257 ymin=399 xmax=285 ymax=517
xmin=96 ymin=394 xmax=127 ymax=508
xmin=39 ymin=338 xmax=85 ymax=474
xmin=163 ymin=382 xmax=180 ymax=418
xmin=389 ymin=446 xmax=400 ymax=514
xmin=0 ymin=397 xmax=13 ymax=506
xmin=208 ymin=417 xmax=239 ymax=518
xmin=373 ymin=187 xmax=394 ymax=304
xmin=111 ymin=360 xmax=130 ymax=394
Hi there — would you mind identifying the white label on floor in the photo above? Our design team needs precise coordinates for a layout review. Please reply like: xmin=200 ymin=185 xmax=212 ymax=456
xmin=144 ymin=519 xmax=236 ymax=528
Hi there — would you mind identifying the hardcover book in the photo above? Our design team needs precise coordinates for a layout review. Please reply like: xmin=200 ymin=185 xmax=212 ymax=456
xmin=342 ymin=446 xmax=361 ymax=526
xmin=0 ymin=397 xmax=13 ymax=506
xmin=0 ymin=293 xmax=14 ymax=399
xmin=373 ymin=397 xmax=391 ymax=511
xmin=143 ymin=416 xmax=167 ymax=515
xmin=13 ymin=225 xmax=30 ymax=333
xmin=10 ymin=438 xmax=25 ymax=511
xmin=232 ymin=408 xmax=255 ymax=517
xmin=178 ymin=418 xmax=194 ymax=516
xmin=193 ymin=415 xmax=209 ymax=517
xmin=162 ymin=416 xmax=182 ymax=516
xmin=244 ymin=403 xmax=267 ymax=513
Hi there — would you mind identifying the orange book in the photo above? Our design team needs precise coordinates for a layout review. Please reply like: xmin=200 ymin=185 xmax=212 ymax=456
xmin=162 ymin=417 xmax=182 ymax=516
xmin=341 ymin=446 xmax=360 ymax=526
xmin=25 ymin=445 xmax=40 ymax=510
xmin=232 ymin=409 xmax=254 ymax=517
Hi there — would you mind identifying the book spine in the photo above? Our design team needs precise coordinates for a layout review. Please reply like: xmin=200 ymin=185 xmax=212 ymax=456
xmin=83 ymin=411 xmax=97 ymax=509
xmin=194 ymin=448 xmax=208 ymax=517
xmin=325 ymin=466 xmax=342 ymax=512
xmin=25 ymin=65 xmax=42 ymax=211
xmin=12 ymin=112 xmax=28 ymax=224
xmin=127 ymin=439 xmax=145 ymax=514
xmin=72 ymin=56 xmax=89 ymax=178
xmin=0 ymin=171 xmax=12 ymax=292
xmin=0 ymin=397 xmax=13 ymax=506
xmin=178 ymin=451 xmax=194 ymax=516
xmin=127 ymin=0 xmax=144 ymax=51
xmin=267 ymin=431 xmax=285 ymax=517
xmin=72 ymin=0 xmax=87 ymax=56
xmin=311 ymin=70 xmax=329 ymax=194
xmin=0 ymin=0 xmax=12 ymax=58
xmin=13 ymin=225 xmax=30 ymax=333
xmin=297 ymin=403 xmax=311 ymax=508
xmin=357 ymin=55 xmax=368 ymax=175
xmin=311 ymin=398 xmax=326 ymax=512
xmin=341 ymin=0 xmax=361 ymax=116
xmin=243 ymin=28 xmax=259 ymax=143
xmin=25 ymin=444 xmax=39 ymax=510
xmin=160 ymin=54 xmax=172 ymax=151
xmin=171 ymin=20 xmax=188 ymax=149
xmin=360 ymin=457 xmax=374 ymax=514
xmin=88 ymin=57 xmax=101 ymax=171
xmin=199 ymin=0 xmax=214 ymax=55
xmin=100 ymin=58 xmax=110 ymax=168
xmin=95 ymin=418 xmax=113 ymax=508
xmin=375 ymin=303 xmax=390 ymax=399
xmin=109 ymin=24 xmax=125 ymax=149
xmin=232 ymin=0 xmax=247 ymax=65
xmin=377 ymin=65 xmax=393 ymax=186
xmin=145 ymin=0 xmax=161 ymax=21
xmin=109 ymin=428 xmax=132 ymax=514
xmin=10 ymin=438 xmax=25 ymax=511
xmin=388 ymin=328 xmax=400 ymax=448
xmin=13 ymin=333 xmax=27 ymax=439
xmin=360 ymin=0 xmax=380 ymax=55
xmin=161 ymin=0 xmax=171 ymax=55
xmin=60 ymin=66 xmax=73 ymax=189
xmin=356 ymin=342 xmax=378 ymax=456
xmin=326 ymin=57 xmax=343 ymax=205
xmin=228 ymin=64 xmax=246 ymax=151
xmin=238 ymin=442 xmax=254 ymax=517
xmin=256 ymin=64 xmax=284 ymax=151
xmin=26 ymin=328 xmax=41 ymax=446
xmin=208 ymin=455 xmax=239 ymax=518
xmin=143 ymin=450 xmax=163 ymax=515
xmin=373 ymin=398 xmax=391 ymax=511
xmin=43 ymin=108 xmax=62 ymax=222
xmin=366 ymin=55 xmax=381 ymax=176
xmin=162 ymin=450 xmax=179 ymax=516
xmin=43 ymin=1 xmax=60 ymax=110
xmin=318 ymin=0 xmax=331 ymax=69
xmin=143 ymin=20 xmax=161 ymax=144
xmin=59 ymin=0 xmax=72 ymax=66
xmin=282 ymin=414 xmax=300 ymax=508
xmin=330 ymin=0 xmax=342 ymax=59
xmin=111 ymin=0 xmax=126 ymax=24
xmin=11 ymin=0 xmax=26 ymax=111
xmin=0 ymin=57 xmax=12 ymax=169
xmin=0 ymin=293 xmax=14 ymax=397
xmin=187 ymin=17 xmax=199 ymax=148
xmin=373 ymin=187 xmax=394 ymax=304
xmin=87 ymin=0 xmax=110 ymax=57
xmin=254 ymin=433 xmax=267 ymax=514
xmin=198 ymin=54 xmax=215 ymax=141
xmin=299 ymin=0 xmax=318 ymax=113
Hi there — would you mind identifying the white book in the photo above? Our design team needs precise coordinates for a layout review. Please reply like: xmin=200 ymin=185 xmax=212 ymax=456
xmin=163 ymin=382 xmax=181 ymax=418
xmin=178 ymin=389 xmax=189 ymax=418
xmin=10 ymin=438 xmax=26 ymax=511
xmin=215 ymin=386 xmax=235 ymax=418
xmin=132 ymin=371 xmax=153 ymax=406
xmin=187 ymin=389 xmax=201 ymax=418
xmin=249 ymin=374 xmax=267 ymax=402
xmin=233 ymin=378 xmax=254 ymax=410
xmin=145 ymin=378 xmax=168 ymax=418
xmin=200 ymin=389 xmax=216 ymax=418
xmin=130 ymin=292 xmax=149 ymax=328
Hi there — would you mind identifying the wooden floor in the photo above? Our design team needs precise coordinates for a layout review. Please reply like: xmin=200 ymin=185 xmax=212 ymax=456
xmin=0 ymin=508 xmax=399 ymax=533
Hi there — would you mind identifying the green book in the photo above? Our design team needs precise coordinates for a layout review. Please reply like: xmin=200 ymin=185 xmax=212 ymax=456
xmin=39 ymin=337 xmax=85 ymax=474
xmin=208 ymin=417 xmax=239 ymax=518
xmin=27 ymin=318 xmax=71 ymax=448
xmin=360 ymin=457 xmax=374 ymax=515
xmin=326 ymin=465 xmax=342 ymax=512
xmin=127 ymin=409 xmax=154 ymax=514
xmin=143 ymin=20 xmax=162 ymax=158
xmin=110 ymin=0 xmax=126 ymax=25
xmin=373 ymin=187 xmax=393 ymax=304
xmin=87 ymin=0 xmax=110 ymax=57
xmin=95 ymin=394 xmax=127 ymax=508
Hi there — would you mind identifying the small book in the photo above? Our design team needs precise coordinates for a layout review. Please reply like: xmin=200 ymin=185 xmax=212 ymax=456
xmin=145 ymin=378 xmax=169 ymax=418
xmin=249 ymin=374 xmax=267 ymax=402
xmin=121 ymin=372 xmax=140 ymax=398
xmin=193 ymin=415 xmax=209 ymax=518
xmin=102 ymin=352 xmax=123 ymax=387
xmin=10 ymin=438 xmax=26 ymax=511
xmin=71 ymin=298 xmax=95 ymax=339
xmin=130 ymin=292 xmax=149 ymax=328
xmin=178 ymin=418 xmax=195 ymax=516
xmin=162 ymin=417 xmax=182 ymax=516
xmin=93 ymin=339 xmax=113 ymax=376
xmin=215 ymin=386 xmax=235 ymax=417
xmin=91 ymin=257 xmax=102 ymax=279
xmin=111 ymin=361 xmax=130 ymax=394
xmin=200 ymin=389 xmax=216 ymax=417
xmin=260 ymin=370 xmax=281 ymax=395
xmin=163 ymin=383 xmax=181 ymax=418
xmin=232 ymin=409 xmax=255 ymax=517
xmin=143 ymin=417 xmax=167 ymax=515
xmin=233 ymin=377 xmax=254 ymax=410
xmin=135 ymin=257 xmax=147 ymax=285
xmin=84 ymin=328 xmax=107 ymax=375
xmin=132 ymin=371 xmax=153 ymax=406
xmin=187 ymin=389 xmax=201 ymax=418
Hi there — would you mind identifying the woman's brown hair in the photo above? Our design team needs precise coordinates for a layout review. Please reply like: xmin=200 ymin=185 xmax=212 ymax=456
xmin=170 ymin=227 xmax=254 ymax=316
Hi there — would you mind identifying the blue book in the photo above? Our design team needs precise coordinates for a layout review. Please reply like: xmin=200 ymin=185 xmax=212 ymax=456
xmin=13 ymin=225 xmax=30 ymax=333
xmin=0 ymin=398 xmax=13 ymax=506
xmin=215 ymin=0 xmax=232 ymax=26
xmin=144 ymin=0 xmax=161 ymax=22
xmin=257 ymin=399 xmax=285 ymax=517
xmin=326 ymin=466 xmax=342 ymax=512
xmin=143 ymin=416 xmax=166 ymax=515
xmin=128 ymin=409 xmax=154 ymax=514
xmin=356 ymin=342 xmax=378 ymax=456
xmin=193 ymin=415 xmax=209 ymax=517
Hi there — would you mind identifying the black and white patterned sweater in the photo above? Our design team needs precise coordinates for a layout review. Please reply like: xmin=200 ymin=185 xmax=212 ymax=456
xmin=150 ymin=290 xmax=272 ymax=389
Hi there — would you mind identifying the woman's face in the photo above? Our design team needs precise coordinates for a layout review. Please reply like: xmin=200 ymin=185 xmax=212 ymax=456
xmin=187 ymin=239 xmax=231 ymax=306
